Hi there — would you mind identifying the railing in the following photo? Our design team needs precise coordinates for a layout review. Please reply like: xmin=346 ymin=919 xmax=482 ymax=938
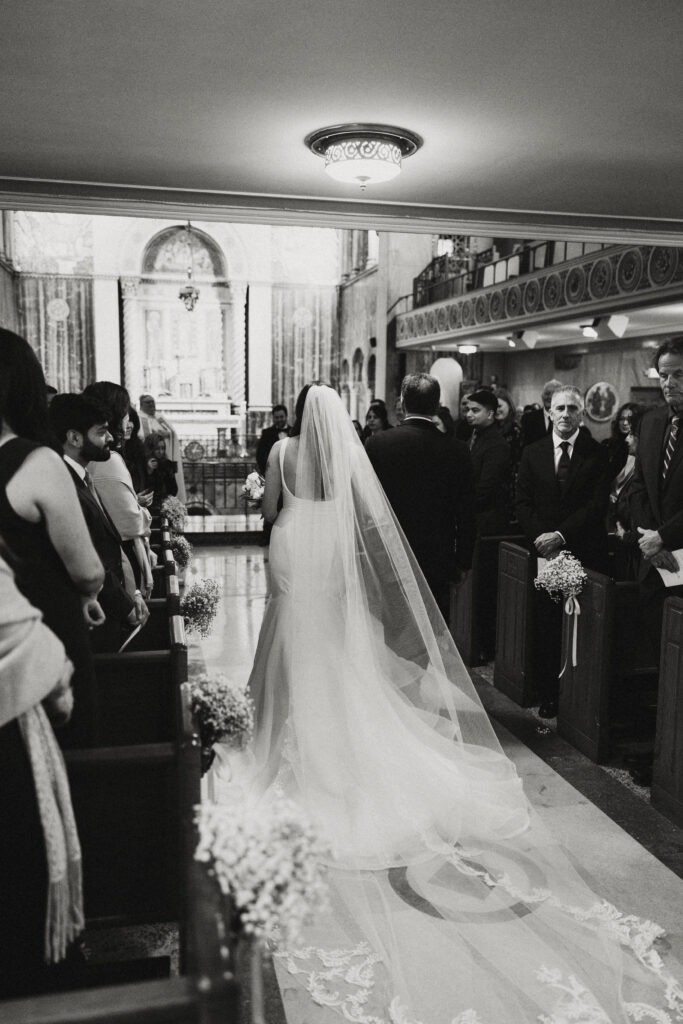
xmin=179 ymin=433 xmax=260 ymax=460
xmin=412 ymin=240 xmax=609 ymax=309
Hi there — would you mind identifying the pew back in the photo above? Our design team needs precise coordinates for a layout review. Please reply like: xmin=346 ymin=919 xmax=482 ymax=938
xmin=493 ymin=542 xmax=537 ymax=705
xmin=651 ymin=597 xmax=683 ymax=826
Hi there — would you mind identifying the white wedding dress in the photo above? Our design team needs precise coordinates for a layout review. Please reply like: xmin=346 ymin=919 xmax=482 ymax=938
xmin=224 ymin=386 xmax=683 ymax=1024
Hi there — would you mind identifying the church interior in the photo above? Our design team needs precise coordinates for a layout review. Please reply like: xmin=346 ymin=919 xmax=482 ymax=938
xmin=1 ymin=1 xmax=683 ymax=1020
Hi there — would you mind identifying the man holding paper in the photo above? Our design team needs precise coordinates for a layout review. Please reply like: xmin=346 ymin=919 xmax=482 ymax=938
xmin=631 ymin=337 xmax=683 ymax=658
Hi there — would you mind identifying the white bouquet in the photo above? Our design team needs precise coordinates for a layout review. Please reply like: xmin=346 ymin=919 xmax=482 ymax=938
xmin=534 ymin=551 xmax=587 ymax=603
xmin=242 ymin=471 xmax=265 ymax=507
xmin=170 ymin=534 xmax=193 ymax=569
xmin=181 ymin=578 xmax=221 ymax=637
xmin=161 ymin=496 xmax=187 ymax=534
xmin=188 ymin=673 xmax=254 ymax=751
xmin=195 ymin=795 xmax=330 ymax=948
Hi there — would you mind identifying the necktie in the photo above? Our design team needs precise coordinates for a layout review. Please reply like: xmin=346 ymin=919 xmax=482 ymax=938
xmin=84 ymin=470 xmax=104 ymax=511
xmin=556 ymin=441 xmax=571 ymax=491
xmin=662 ymin=415 xmax=680 ymax=482
xmin=469 ymin=429 xmax=477 ymax=451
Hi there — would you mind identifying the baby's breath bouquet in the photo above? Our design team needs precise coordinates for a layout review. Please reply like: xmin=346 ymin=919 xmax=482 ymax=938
xmin=188 ymin=673 xmax=254 ymax=752
xmin=534 ymin=550 xmax=587 ymax=604
xmin=242 ymin=471 xmax=265 ymax=507
xmin=161 ymin=496 xmax=187 ymax=534
xmin=195 ymin=795 xmax=330 ymax=949
xmin=181 ymin=578 xmax=221 ymax=637
xmin=170 ymin=534 xmax=193 ymax=569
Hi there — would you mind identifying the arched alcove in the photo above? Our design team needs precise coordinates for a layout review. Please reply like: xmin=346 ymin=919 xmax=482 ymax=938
xmin=121 ymin=225 xmax=245 ymax=428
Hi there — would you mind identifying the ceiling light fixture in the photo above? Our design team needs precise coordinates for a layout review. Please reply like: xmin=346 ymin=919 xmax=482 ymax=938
xmin=458 ymin=344 xmax=478 ymax=355
xmin=305 ymin=123 xmax=423 ymax=191
xmin=178 ymin=221 xmax=199 ymax=312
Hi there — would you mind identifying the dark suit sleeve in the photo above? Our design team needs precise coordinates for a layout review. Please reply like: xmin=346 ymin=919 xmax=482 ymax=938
xmin=514 ymin=447 xmax=540 ymax=542
xmin=453 ymin=444 xmax=476 ymax=571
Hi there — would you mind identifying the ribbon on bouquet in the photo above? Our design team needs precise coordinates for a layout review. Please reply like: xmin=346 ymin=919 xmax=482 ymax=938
xmin=558 ymin=594 xmax=581 ymax=679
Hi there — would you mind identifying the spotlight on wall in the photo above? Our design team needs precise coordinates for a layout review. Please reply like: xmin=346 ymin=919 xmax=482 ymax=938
xmin=581 ymin=319 xmax=600 ymax=339
xmin=458 ymin=344 xmax=478 ymax=355
xmin=506 ymin=330 xmax=522 ymax=348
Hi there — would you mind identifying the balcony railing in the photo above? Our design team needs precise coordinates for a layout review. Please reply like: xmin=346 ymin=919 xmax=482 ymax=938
xmin=412 ymin=240 xmax=609 ymax=310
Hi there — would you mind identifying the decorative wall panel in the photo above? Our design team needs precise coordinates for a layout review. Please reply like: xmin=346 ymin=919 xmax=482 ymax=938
xmin=18 ymin=275 xmax=95 ymax=391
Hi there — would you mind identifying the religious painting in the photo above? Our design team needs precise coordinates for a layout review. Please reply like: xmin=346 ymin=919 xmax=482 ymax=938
xmin=584 ymin=381 xmax=619 ymax=422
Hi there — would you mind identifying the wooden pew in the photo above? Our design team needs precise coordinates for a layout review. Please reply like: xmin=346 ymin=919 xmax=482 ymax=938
xmin=493 ymin=541 xmax=538 ymax=706
xmin=3 ymin=686 xmax=241 ymax=1023
xmin=651 ymin=596 xmax=683 ymax=826
xmin=450 ymin=533 xmax=525 ymax=666
xmin=90 ymin=616 xmax=187 ymax=747
xmin=557 ymin=571 xmax=657 ymax=763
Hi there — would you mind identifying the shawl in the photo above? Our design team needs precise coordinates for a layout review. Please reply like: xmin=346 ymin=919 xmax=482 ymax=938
xmin=0 ymin=555 xmax=83 ymax=961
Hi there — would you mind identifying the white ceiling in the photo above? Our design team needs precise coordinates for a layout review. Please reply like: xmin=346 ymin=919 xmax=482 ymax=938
xmin=1 ymin=0 xmax=682 ymax=241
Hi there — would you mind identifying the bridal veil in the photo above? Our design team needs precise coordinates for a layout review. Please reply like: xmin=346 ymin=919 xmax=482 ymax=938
xmin=226 ymin=385 xmax=683 ymax=1023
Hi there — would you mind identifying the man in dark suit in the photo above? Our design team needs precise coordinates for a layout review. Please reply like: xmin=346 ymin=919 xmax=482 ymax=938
xmin=466 ymin=389 xmax=513 ymax=536
xmin=50 ymin=394 xmax=149 ymax=652
xmin=630 ymin=337 xmax=683 ymax=664
xmin=366 ymin=373 xmax=476 ymax=619
xmin=519 ymin=379 xmax=563 ymax=447
xmin=256 ymin=404 xmax=290 ymax=475
xmin=256 ymin=404 xmax=291 ymax=547
xmin=515 ymin=385 xmax=610 ymax=717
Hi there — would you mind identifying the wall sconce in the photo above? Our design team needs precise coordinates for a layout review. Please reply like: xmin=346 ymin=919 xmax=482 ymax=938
xmin=580 ymin=315 xmax=629 ymax=340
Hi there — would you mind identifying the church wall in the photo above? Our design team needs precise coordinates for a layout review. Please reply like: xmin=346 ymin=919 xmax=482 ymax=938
xmin=490 ymin=340 xmax=662 ymax=441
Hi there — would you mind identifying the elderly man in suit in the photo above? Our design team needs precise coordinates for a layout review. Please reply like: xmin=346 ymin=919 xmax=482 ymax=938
xmin=515 ymin=385 xmax=610 ymax=717
xmin=519 ymin=379 xmax=563 ymax=448
xmin=630 ymin=337 xmax=683 ymax=662
xmin=366 ymin=373 xmax=476 ymax=619
xmin=50 ymin=394 xmax=149 ymax=652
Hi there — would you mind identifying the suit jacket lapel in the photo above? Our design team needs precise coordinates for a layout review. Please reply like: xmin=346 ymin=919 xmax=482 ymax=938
xmin=66 ymin=461 xmax=122 ymax=543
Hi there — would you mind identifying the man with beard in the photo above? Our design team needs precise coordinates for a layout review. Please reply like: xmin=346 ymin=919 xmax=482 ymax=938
xmin=50 ymin=394 xmax=149 ymax=652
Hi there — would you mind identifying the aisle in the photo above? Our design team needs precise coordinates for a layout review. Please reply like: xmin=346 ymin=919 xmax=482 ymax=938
xmin=190 ymin=544 xmax=683 ymax=1023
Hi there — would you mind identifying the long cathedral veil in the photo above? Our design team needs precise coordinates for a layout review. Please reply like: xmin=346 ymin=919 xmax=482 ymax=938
xmin=228 ymin=385 xmax=683 ymax=1022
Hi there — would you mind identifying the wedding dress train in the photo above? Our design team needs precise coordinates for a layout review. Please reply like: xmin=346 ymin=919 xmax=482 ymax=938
xmin=221 ymin=385 xmax=683 ymax=1024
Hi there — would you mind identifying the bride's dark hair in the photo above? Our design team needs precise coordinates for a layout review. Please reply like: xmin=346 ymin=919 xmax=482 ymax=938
xmin=290 ymin=381 xmax=333 ymax=437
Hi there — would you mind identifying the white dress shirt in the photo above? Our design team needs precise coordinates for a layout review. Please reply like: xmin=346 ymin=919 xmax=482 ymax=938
xmin=552 ymin=428 xmax=580 ymax=471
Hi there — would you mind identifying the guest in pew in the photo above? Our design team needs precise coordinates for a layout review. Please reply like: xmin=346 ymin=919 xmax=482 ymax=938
xmin=50 ymin=394 xmax=150 ymax=653
xmin=122 ymin=405 xmax=149 ymax=500
xmin=83 ymin=381 xmax=157 ymax=600
xmin=519 ymin=379 xmax=563 ymax=447
xmin=610 ymin=406 xmax=644 ymax=582
xmin=362 ymin=400 xmax=392 ymax=444
xmin=602 ymin=401 xmax=640 ymax=487
xmin=515 ymin=385 xmax=611 ymax=718
xmin=630 ymin=337 xmax=683 ymax=665
xmin=142 ymin=431 xmax=179 ymax=511
xmin=0 ymin=330 xmax=105 ymax=747
xmin=0 ymin=545 xmax=84 ymax=999
xmin=466 ymin=389 xmax=514 ymax=661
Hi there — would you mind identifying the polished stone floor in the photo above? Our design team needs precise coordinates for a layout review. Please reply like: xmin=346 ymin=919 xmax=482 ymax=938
xmin=191 ymin=543 xmax=683 ymax=1023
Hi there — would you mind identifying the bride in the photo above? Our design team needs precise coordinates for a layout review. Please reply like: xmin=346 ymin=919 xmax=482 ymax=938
xmin=228 ymin=383 xmax=682 ymax=1023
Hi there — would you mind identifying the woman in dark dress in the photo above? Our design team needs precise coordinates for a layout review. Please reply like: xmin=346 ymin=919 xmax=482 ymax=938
xmin=143 ymin=431 xmax=179 ymax=511
xmin=0 ymin=330 xmax=104 ymax=747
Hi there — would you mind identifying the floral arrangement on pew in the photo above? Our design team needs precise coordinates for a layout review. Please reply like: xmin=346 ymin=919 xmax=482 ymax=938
xmin=181 ymin=578 xmax=221 ymax=638
xmin=161 ymin=495 xmax=187 ymax=535
xmin=170 ymin=534 xmax=193 ymax=570
xmin=195 ymin=794 xmax=331 ymax=1015
xmin=242 ymin=471 xmax=265 ymax=508
xmin=188 ymin=673 xmax=254 ymax=774
xmin=534 ymin=551 xmax=588 ymax=676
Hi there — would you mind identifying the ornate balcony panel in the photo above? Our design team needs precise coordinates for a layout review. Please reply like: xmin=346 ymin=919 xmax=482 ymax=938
xmin=395 ymin=245 xmax=683 ymax=349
